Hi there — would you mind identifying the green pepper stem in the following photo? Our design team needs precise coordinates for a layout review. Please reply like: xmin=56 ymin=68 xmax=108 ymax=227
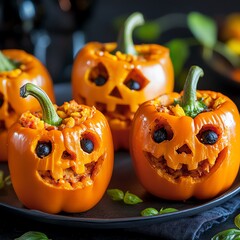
xmin=113 ymin=12 xmax=144 ymax=55
xmin=0 ymin=51 xmax=18 ymax=72
xmin=181 ymin=65 xmax=206 ymax=118
xmin=20 ymin=83 xmax=62 ymax=126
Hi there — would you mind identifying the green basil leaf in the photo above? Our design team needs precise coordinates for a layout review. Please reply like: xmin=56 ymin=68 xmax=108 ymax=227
xmin=187 ymin=12 xmax=217 ymax=48
xmin=141 ymin=207 xmax=159 ymax=216
xmin=123 ymin=191 xmax=143 ymax=205
xmin=165 ymin=39 xmax=189 ymax=77
xmin=235 ymin=213 xmax=240 ymax=229
xmin=107 ymin=189 xmax=124 ymax=201
xmin=0 ymin=170 xmax=4 ymax=189
xmin=4 ymin=175 xmax=11 ymax=186
xmin=135 ymin=21 xmax=161 ymax=42
xmin=211 ymin=228 xmax=240 ymax=240
xmin=159 ymin=208 xmax=178 ymax=214
xmin=15 ymin=231 xmax=49 ymax=240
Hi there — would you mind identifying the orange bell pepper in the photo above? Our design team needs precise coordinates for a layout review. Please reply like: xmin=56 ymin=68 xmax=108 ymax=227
xmin=0 ymin=50 xmax=55 ymax=161
xmin=72 ymin=12 xmax=174 ymax=150
xmin=8 ymin=83 xmax=114 ymax=213
xmin=130 ymin=66 xmax=240 ymax=200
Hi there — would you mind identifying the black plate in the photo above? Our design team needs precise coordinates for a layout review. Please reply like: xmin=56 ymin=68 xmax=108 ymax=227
xmin=0 ymin=83 xmax=239 ymax=229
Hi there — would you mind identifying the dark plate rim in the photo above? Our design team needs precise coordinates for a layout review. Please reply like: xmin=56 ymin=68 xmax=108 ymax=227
xmin=0 ymin=177 xmax=239 ymax=229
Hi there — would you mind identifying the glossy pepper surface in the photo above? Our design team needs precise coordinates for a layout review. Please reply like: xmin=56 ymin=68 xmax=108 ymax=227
xmin=0 ymin=49 xmax=55 ymax=161
xmin=72 ymin=12 xmax=174 ymax=150
xmin=130 ymin=66 xmax=240 ymax=200
xmin=8 ymin=83 xmax=114 ymax=214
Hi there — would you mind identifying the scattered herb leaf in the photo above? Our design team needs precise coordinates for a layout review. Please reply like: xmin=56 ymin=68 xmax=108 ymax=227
xmin=159 ymin=208 xmax=178 ymax=215
xmin=15 ymin=231 xmax=49 ymax=240
xmin=234 ymin=213 xmax=240 ymax=229
xmin=4 ymin=175 xmax=12 ymax=186
xmin=211 ymin=228 xmax=240 ymax=240
xmin=0 ymin=170 xmax=4 ymax=189
xmin=141 ymin=207 xmax=159 ymax=216
xmin=107 ymin=188 xmax=143 ymax=205
xmin=123 ymin=191 xmax=143 ymax=205
xmin=107 ymin=188 xmax=124 ymax=201
xmin=0 ymin=170 xmax=11 ymax=189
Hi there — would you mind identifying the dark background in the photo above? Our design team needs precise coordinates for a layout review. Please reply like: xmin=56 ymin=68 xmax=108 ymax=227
xmin=1 ymin=0 xmax=240 ymax=84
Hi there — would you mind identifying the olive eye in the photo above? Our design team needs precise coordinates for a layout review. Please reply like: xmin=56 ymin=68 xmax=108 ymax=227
xmin=36 ymin=141 xmax=52 ymax=158
xmin=125 ymin=79 xmax=141 ymax=90
xmin=153 ymin=127 xmax=168 ymax=143
xmin=93 ymin=75 xmax=107 ymax=86
xmin=199 ymin=130 xmax=218 ymax=145
xmin=80 ymin=138 xmax=94 ymax=153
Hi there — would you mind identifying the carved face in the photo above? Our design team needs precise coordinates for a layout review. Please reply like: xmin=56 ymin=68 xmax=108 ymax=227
xmin=8 ymin=103 xmax=114 ymax=213
xmin=144 ymin=114 xmax=227 ymax=181
xmin=35 ymin=126 xmax=107 ymax=189
xmin=0 ymin=49 xmax=55 ymax=161
xmin=72 ymin=42 xmax=174 ymax=150
xmin=130 ymin=92 xmax=240 ymax=200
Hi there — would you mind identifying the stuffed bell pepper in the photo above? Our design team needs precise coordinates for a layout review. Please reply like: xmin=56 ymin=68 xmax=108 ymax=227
xmin=72 ymin=12 xmax=174 ymax=150
xmin=0 ymin=49 xmax=55 ymax=161
xmin=130 ymin=65 xmax=240 ymax=200
xmin=7 ymin=83 xmax=114 ymax=213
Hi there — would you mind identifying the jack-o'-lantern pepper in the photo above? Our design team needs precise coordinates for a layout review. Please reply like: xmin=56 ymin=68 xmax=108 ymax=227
xmin=72 ymin=12 xmax=174 ymax=150
xmin=0 ymin=50 xmax=55 ymax=161
xmin=7 ymin=83 xmax=114 ymax=213
xmin=130 ymin=66 xmax=240 ymax=200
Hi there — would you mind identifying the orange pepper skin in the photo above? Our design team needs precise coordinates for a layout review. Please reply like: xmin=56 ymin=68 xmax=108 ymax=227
xmin=0 ymin=49 xmax=55 ymax=161
xmin=72 ymin=42 xmax=174 ymax=150
xmin=129 ymin=91 xmax=240 ymax=200
xmin=8 ymin=104 xmax=114 ymax=214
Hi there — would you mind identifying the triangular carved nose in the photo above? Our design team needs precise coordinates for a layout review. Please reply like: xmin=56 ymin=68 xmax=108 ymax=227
xmin=176 ymin=144 xmax=192 ymax=154
xmin=109 ymin=87 xmax=123 ymax=99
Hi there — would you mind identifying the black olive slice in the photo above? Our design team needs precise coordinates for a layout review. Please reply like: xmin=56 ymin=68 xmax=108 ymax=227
xmin=36 ymin=141 xmax=52 ymax=158
xmin=93 ymin=75 xmax=107 ymax=86
xmin=125 ymin=79 xmax=141 ymax=90
xmin=199 ymin=130 xmax=218 ymax=145
xmin=80 ymin=138 xmax=94 ymax=153
xmin=153 ymin=127 xmax=168 ymax=143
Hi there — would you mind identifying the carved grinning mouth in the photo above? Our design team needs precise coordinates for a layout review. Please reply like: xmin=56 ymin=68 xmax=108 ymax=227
xmin=37 ymin=155 xmax=104 ymax=189
xmin=145 ymin=147 xmax=227 ymax=181
xmin=79 ymin=95 xmax=134 ymax=124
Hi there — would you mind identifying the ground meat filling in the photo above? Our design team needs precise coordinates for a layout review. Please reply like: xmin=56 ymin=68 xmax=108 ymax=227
xmin=146 ymin=152 xmax=223 ymax=180
xmin=37 ymin=156 xmax=104 ymax=189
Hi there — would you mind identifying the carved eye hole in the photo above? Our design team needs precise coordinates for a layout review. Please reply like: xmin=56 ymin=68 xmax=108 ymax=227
xmin=125 ymin=79 xmax=141 ymax=90
xmin=124 ymin=69 xmax=149 ymax=91
xmin=197 ymin=126 xmax=219 ymax=145
xmin=152 ymin=123 xmax=173 ymax=143
xmin=89 ymin=63 xmax=108 ymax=87
xmin=80 ymin=138 xmax=94 ymax=153
xmin=93 ymin=75 xmax=107 ymax=86
xmin=0 ymin=93 xmax=4 ymax=108
xmin=153 ymin=127 xmax=167 ymax=143
xmin=36 ymin=141 xmax=52 ymax=158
